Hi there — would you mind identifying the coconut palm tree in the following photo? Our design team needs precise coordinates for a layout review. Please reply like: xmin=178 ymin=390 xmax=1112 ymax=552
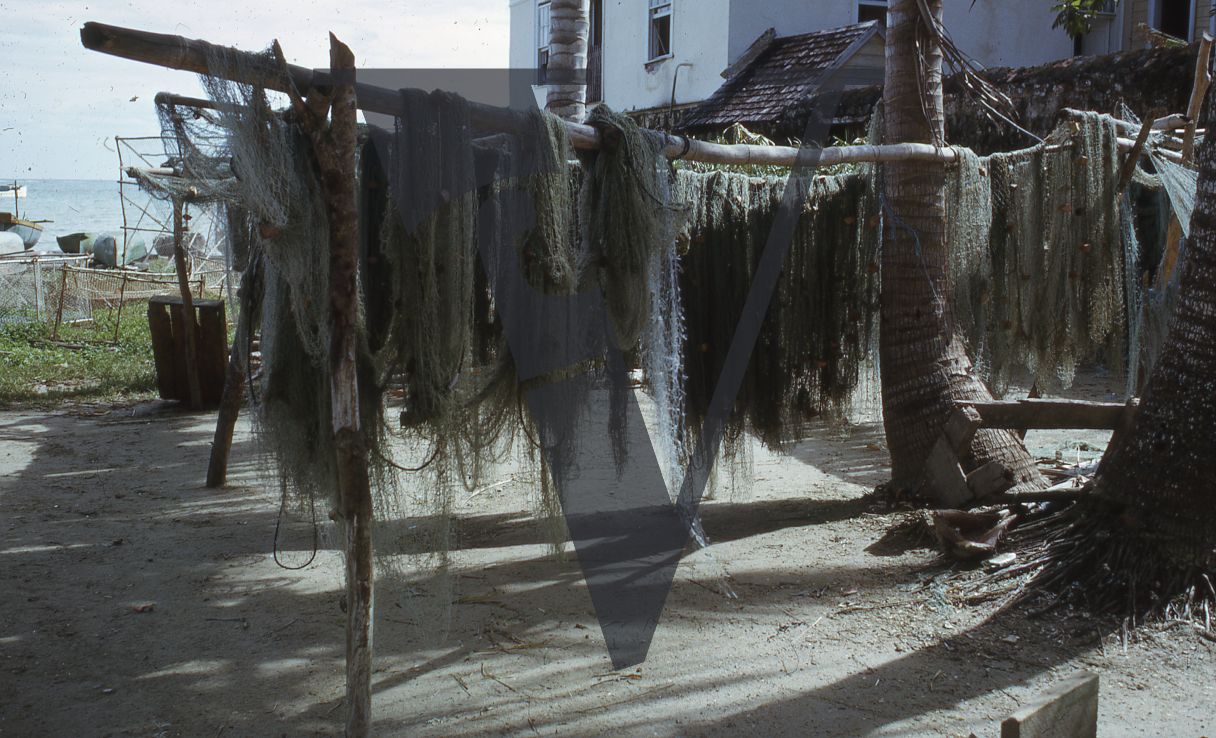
xmin=1031 ymin=85 xmax=1216 ymax=616
xmin=546 ymin=0 xmax=590 ymax=122
xmin=879 ymin=0 xmax=1045 ymax=500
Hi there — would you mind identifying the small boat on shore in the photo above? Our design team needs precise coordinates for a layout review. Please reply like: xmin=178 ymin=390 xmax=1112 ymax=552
xmin=0 ymin=182 xmax=47 ymax=249
xmin=92 ymin=233 xmax=147 ymax=268
xmin=57 ymin=232 xmax=97 ymax=255
xmin=0 ymin=212 xmax=43 ymax=249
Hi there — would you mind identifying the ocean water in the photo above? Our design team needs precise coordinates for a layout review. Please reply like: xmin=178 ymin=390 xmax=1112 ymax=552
xmin=0 ymin=179 xmax=225 ymax=256
xmin=1 ymin=179 xmax=129 ymax=253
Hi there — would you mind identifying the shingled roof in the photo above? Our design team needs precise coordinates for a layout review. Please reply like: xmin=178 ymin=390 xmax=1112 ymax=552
xmin=680 ymin=22 xmax=884 ymax=131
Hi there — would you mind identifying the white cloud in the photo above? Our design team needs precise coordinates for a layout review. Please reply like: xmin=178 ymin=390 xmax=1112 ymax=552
xmin=0 ymin=0 xmax=510 ymax=179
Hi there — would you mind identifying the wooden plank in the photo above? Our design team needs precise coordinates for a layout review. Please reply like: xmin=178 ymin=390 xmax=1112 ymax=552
xmin=923 ymin=437 xmax=973 ymax=507
xmin=944 ymin=406 xmax=982 ymax=455
xmin=146 ymin=300 xmax=177 ymax=401
xmin=196 ymin=300 xmax=227 ymax=409
xmin=1001 ymin=671 xmax=1098 ymax=738
xmin=167 ymin=299 xmax=190 ymax=404
xmin=969 ymin=399 xmax=1133 ymax=430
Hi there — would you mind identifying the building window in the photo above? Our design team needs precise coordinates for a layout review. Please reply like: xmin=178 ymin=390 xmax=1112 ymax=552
xmin=537 ymin=0 xmax=551 ymax=83
xmin=858 ymin=0 xmax=886 ymax=25
xmin=1154 ymin=0 xmax=1193 ymax=41
xmin=648 ymin=0 xmax=673 ymax=61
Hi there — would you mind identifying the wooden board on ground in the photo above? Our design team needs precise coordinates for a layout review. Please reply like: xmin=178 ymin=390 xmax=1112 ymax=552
xmin=923 ymin=436 xmax=973 ymax=507
xmin=1000 ymin=671 xmax=1098 ymax=738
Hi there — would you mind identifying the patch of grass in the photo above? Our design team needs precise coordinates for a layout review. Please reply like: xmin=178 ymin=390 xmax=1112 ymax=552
xmin=0 ymin=307 xmax=158 ymax=406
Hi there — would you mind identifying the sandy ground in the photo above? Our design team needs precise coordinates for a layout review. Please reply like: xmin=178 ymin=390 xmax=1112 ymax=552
xmin=1 ymin=393 xmax=1214 ymax=737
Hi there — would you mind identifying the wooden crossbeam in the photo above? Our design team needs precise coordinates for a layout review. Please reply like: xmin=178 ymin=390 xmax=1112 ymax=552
xmin=969 ymin=399 xmax=1139 ymax=431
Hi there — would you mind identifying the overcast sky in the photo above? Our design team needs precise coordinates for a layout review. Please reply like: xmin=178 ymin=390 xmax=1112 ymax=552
xmin=0 ymin=1 xmax=510 ymax=180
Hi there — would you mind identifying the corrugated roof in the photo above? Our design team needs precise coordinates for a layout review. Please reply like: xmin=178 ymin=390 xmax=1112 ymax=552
xmin=681 ymin=22 xmax=881 ymax=130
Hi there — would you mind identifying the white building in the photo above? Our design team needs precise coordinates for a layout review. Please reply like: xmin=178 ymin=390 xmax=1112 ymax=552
xmin=508 ymin=0 xmax=1215 ymax=120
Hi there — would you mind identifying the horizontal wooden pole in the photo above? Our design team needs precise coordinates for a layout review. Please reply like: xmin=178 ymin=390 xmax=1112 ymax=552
xmin=155 ymin=91 xmax=224 ymax=111
xmin=969 ymin=399 xmax=1138 ymax=431
xmin=1064 ymin=108 xmax=1190 ymax=133
xmin=1116 ymin=136 xmax=1184 ymax=162
xmin=86 ymin=23 xmax=1169 ymax=170
xmin=84 ymin=23 xmax=595 ymax=148
xmin=79 ymin=22 xmax=970 ymax=168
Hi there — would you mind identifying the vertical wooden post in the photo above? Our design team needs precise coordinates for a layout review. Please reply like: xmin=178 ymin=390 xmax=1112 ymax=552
xmin=277 ymin=34 xmax=372 ymax=736
xmin=52 ymin=265 xmax=68 ymax=341
xmin=205 ymin=255 xmax=261 ymax=488
xmin=1182 ymin=33 xmax=1213 ymax=165
xmin=204 ymin=339 xmax=245 ymax=487
xmin=172 ymin=198 xmax=204 ymax=409
xmin=1159 ymin=34 xmax=1213 ymax=289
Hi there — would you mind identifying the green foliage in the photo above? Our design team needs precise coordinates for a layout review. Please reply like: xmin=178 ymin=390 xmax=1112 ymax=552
xmin=972 ymin=0 xmax=1119 ymax=36
xmin=0 ymin=309 xmax=158 ymax=405
xmin=1050 ymin=0 xmax=1120 ymax=37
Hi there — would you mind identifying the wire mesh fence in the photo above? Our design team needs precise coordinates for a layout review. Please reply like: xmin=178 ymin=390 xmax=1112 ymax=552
xmin=0 ymin=251 xmax=237 ymax=345
xmin=0 ymin=254 xmax=92 ymax=326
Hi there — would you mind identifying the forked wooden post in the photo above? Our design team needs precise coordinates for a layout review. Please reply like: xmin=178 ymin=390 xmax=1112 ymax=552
xmin=172 ymin=198 xmax=204 ymax=409
xmin=277 ymin=35 xmax=374 ymax=736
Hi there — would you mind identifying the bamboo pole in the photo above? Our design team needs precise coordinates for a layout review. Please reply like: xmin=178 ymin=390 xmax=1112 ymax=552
xmin=274 ymin=35 xmax=373 ymax=735
xmin=172 ymin=198 xmax=204 ymax=409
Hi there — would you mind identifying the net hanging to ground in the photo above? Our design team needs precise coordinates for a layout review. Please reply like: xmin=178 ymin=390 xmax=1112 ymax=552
xmin=197 ymin=46 xmax=1185 ymax=599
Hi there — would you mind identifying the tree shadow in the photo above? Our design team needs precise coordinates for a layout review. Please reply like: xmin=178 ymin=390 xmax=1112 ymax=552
xmin=1 ymin=405 xmax=1096 ymax=737
xmin=0 ymin=407 xmax=351 ymax=736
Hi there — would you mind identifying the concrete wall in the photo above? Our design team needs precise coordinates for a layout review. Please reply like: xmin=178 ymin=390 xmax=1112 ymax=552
xmin=600 ymin=0 xmax=733 ymax=112
xmin=940 ymin=0 xmax=1074 ymax=68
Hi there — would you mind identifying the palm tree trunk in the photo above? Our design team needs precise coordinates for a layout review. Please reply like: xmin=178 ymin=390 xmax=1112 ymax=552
xmin=1087 ymin=86 xmax=1216 ymax=581
xmin=880 ymin=0 xmax=1044 ymax=499
xmin=547 ymin=0 xmax=589 ymax=122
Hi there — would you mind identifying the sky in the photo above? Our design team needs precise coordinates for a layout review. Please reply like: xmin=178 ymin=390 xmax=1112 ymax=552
xmin=0 ymin=0 xmax=511 ymax=180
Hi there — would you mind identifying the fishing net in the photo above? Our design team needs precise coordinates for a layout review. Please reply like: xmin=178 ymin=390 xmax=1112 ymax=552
xmin=197 ymin=50 xmax=342 ymax=549
xmin=675 ymin=165 xmax=882 ymax=451
xmin=196 ymin=37 xmax=1184 ymax=643
xmin=952 ymin=112 xmax=1128 ymax=395
xmin=120 ymin=92 xmax=254 ymax=275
